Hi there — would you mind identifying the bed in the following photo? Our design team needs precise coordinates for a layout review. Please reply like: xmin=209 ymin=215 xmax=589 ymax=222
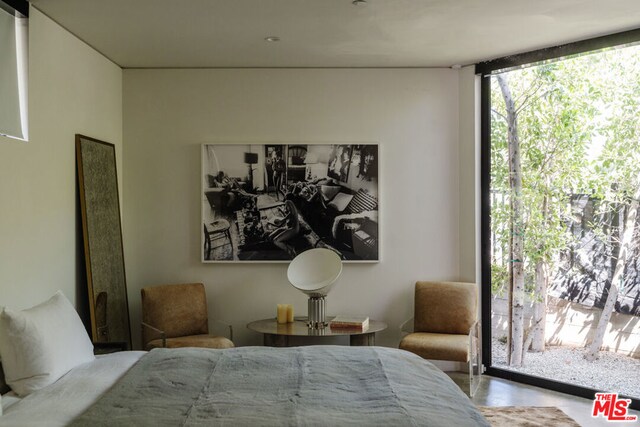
xmin=0 ymin=292 xmax=489 ymax=426
xmin=2 ymin=346 xmax=489 ymax=426
xmin=1 ymin=351 xmax=145 ymax=426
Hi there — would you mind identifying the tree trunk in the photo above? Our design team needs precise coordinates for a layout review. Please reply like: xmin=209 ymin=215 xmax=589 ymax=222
xmin=497 ymin=74 xmax=525 ymax=367
xmin=507 ymin=237 xmax=513 ymax=365
xmin=531 ymin=260 xmax=548 ymax=351
xmin=585 ymin=175 xmax=640 ymax=361
xmin=492 ymin=192 xmax=497 ymax=264
xmin=502 ymin=193 xmax=508 ymax=267
xmin=531 ymin=194 xmax=549 ymax=352
xmin=601 ymin=193 xmax=621 ymax=309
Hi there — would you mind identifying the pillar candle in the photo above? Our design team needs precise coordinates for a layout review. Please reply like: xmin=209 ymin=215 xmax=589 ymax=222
xmin=286 ymin=304 xmax=294 ymax=323
xmin=277 ymin=304 xmax=288 ymax=324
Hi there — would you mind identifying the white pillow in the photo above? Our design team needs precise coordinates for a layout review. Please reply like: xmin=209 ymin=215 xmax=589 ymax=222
xmin=328 ymin=192 xmax=353 ymax=212
xmin=0 ymin=291 xmax=95 ymax=396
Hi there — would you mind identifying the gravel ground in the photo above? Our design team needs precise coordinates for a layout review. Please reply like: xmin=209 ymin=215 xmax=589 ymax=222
xmin=492 ymin=338 xmax=640 ymax=398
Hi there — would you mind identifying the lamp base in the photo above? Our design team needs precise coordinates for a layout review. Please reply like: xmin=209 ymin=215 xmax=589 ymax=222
xmin=307 ymin=296 xmax=327 ymax=328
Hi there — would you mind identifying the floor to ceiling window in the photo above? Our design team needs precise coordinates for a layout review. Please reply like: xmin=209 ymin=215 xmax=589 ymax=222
xmin=479 ymin=34 xmax=640 ymax=408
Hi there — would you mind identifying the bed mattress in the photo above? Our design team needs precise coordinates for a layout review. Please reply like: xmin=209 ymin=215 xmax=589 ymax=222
xmin=71 ymin=346 xmax=488 ymax=426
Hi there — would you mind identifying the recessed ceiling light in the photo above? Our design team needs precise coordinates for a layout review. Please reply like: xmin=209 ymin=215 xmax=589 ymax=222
xmin=352 ymin=0 xmax=367 ymax=5
xmin=264 ymin=36 xmax=280 ymax=42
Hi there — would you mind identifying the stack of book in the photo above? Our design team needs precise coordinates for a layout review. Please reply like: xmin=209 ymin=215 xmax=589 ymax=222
xmin=329 ymin=316 xmax=369 ymax=331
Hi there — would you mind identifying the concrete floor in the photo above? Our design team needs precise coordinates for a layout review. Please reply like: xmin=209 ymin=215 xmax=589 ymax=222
xmin=447 ymin=373 xmax=640 ymax=427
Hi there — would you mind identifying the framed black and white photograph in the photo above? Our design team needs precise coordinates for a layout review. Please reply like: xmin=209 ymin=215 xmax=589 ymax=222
xmin=202 ymin=143 xmax=379 ymax=262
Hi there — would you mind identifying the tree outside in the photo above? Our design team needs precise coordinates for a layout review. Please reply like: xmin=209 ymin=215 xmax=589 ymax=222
xmin=490 ymin=43 xmax=640 ymax=398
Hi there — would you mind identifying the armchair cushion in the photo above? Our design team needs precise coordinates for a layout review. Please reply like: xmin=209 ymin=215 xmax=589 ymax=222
xmin=146 ymin=334 xmax=234 ymax=351
xmin=399 ymin=332 xmax=471 ymax=362
xmin=328 ymin=192 xmax=353 ymax=212
xmin=141 ymin=283 xmax=235 ymax=351
xmin=141 ymin=283 xmax=208 ymax=344
xmin=401 ymin=281 xmax=481 ymax=397
xmin=414 ymin=281 xmax=477 ymax=335
xmin=319 ymin=184 xmax=341 ymax=202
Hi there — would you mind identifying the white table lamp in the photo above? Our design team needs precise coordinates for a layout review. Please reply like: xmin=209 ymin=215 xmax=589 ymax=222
xmin=287 ymin=248 xmax=342 ymax=328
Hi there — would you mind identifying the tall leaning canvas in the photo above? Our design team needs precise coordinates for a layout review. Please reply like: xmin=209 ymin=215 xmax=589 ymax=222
xmin=201 ymin=143 xmax=379 ymax=262
xmin=76 ymin=135 xmax=131 ymax=349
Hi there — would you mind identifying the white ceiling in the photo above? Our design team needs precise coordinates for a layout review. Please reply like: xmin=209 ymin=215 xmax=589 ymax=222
xmin=30 ymin=0 xmax=640 ymax=68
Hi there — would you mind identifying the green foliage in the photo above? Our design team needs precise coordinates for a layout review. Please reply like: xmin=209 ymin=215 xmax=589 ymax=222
xmin=490 ymin=45 xmax=640 ymax=295
xmin=491 ymin=264 xmax=508 ymax=296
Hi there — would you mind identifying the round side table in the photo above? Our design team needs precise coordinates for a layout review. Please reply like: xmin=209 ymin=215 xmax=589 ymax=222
xmin=247 ymin=317 xmax=387 ymax=347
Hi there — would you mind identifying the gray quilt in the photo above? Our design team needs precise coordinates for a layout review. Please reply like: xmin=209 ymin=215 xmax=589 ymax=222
xmin=71 ymin=346 xmax=489 ymax=426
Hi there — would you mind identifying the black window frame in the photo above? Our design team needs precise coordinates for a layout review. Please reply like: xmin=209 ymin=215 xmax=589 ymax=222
xmin=476 ymin=27 xmax=640 ymax=411
xmin=0 ymin=0 xmax=28 ymax=17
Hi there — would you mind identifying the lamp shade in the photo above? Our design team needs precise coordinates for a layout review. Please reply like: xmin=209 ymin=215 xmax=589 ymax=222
xmin=244 ymin=152 xmax=258 ymax=164
xmin=287 ymin=248 xmax=342 ymax=297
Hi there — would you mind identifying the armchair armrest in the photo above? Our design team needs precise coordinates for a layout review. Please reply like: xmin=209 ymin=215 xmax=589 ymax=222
xmin=468 ymin=320 xmax=478 ymax=337
xmin=468 ymin=320 xmax=481 ymax=356
xmin=468 ymin=320 xmax=483 ymax=397
xmin=469 ymin=321 xmax=482 ymax=351
xmin=204 ymin=187 xmax=226 ymax=194
xmin=399 ymin=317 xmax=414 ymax=334
xmin=210 ymin=319 xmax=233 ymax=342
xmin=141 ymin=322 xmax=166 ymax=348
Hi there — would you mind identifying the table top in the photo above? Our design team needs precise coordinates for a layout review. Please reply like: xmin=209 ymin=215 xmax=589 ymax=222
xmin=247 ymin=317 xmax=387 ymax=337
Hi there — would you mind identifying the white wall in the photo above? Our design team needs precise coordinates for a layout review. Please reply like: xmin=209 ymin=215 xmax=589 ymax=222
xmin=123 ymin=68 xmax=462 ymax=350
xmin=0 ymin=8 xmax=122 ymax=313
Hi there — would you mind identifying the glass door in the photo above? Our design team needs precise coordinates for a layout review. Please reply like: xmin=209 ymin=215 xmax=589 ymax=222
xmin=483 ymin=43 xmax=640 ymax=407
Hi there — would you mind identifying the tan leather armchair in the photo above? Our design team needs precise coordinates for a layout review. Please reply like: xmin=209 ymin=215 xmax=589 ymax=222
xmin=399 ymin=281 xmax=482 ymax=396
xmin=141 ymin=283 xmax=234 ymax=351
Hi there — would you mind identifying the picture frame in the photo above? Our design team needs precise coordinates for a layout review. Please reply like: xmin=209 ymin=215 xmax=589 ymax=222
xmin=201 ymin=143 xmax=379 ymax=263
